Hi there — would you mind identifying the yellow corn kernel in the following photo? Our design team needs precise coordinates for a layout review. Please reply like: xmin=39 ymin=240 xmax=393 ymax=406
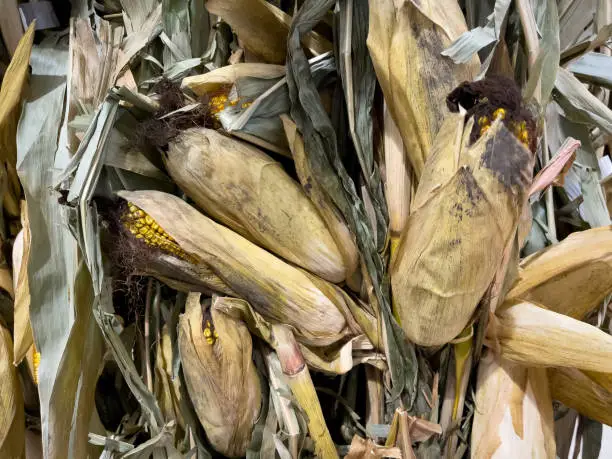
xmin=493 ymin=108 xmax=506 ymax=120
xmin=33 ymin=349 xmax=40 ymax=385
xmin=203 ymin=320 xmax=217 ymax=345
xmin=478 ymin=116 xmax=489 ymax=127
xmin=519 ymin=130 xmax=529 ymax=145
xmin=122 ymin=202 xmax=198 ymax=263
xmin=480 ymin=125 xmax=490 ymax=136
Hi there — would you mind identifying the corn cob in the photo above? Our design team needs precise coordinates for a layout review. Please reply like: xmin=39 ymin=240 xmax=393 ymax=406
xmin=116 ymin=190 xmax=370 ymax=349
xmin=165 ymin=128 xmax=351 ymax=284
xmin=179 ymin=293 xmax=261 ymax=458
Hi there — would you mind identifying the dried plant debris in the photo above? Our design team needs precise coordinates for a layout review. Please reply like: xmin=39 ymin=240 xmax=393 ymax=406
xmin=1 ymin=0 xmax=612 ymax=458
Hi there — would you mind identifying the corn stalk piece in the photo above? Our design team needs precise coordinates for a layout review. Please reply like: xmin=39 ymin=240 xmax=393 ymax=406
xmin=391 ymin=113 xmax=534 ymax=346
xmin=178 ymin=293 xmax=261 ymax=458
xmin=494 ymin=301 xmax=612 ymax=373
xmin=367 ymin=0 xmax=479 ymax=179
xmin=165 ymin=127 xmax=349 ymax=283
xmin=506 ymin=226 xmax=612 ymax=320
xmin=548 ymin=367 xmax=612 ymax=427
xmin=116 ymin=190 xmax=369 ymax=348
xmin=471 ymin=351 xmax=555 ymax=459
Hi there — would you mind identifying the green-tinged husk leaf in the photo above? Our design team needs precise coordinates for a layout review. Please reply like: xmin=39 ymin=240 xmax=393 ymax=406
xmin=179 ymin=293 xmax=261 ymax=458
xmin=471 ymin=351 xmax=555 ymax=458
xmin=392 ymin=115 xmax=534 ymax=346
xmin=165 ymin=127 xmax=348 ymax=283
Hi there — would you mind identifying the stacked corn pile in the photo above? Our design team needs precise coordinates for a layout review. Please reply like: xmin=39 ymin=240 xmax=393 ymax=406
xmin=0 ymin=0 xmax=611 ymax=458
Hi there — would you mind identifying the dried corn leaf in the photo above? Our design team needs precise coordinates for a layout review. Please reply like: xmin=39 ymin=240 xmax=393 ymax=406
xmin=182 ymin=63 xmax=286 ymax=95
xmin=12 ymin=201 xmax=32 ymax=364
xmin=0 ymin=22 xmax=35 ymax=217
xmin=337 ymin=0 xmax=388 ymax=247
xmin=548 ymin=367 xmax=612 ymax=427
xmin=0 ymin=324 xmax=24 ymax=458
xmin=286 ymin=0 xmax=430 ymax=412
xmin=205 ymin=0 xmax=330 ymax=64
xmin=506 ymin=226 xmax=612 ymax=319
xmin=392 ymin=116 xmax=534 ymax=346
xmin=345 ymin=435 xmax=401 ymax=459
xmin=179 ymin=293 xmax=261 ymax=457
xmin=367 ymin=0 xmax=479 ymax=179
xmin=495 ymin=301 xmax=612 ymax=373
xmin=154 ymin=325 xmax=185 ymax=431
xmin=471 ymin=352 xmax=555 ymax=459
xmin=118 ymin=190 xmax=365 ymax=348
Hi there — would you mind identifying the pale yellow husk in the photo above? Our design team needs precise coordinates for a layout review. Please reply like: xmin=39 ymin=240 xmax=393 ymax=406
xmin=181 ymin=63 xmax=285 ymax=96
xmin=391 ymin=116 xmax=534 ymax=346
xmin=281 ymin=116 xmax=360 ymax=289
xmin=495 ymin=301 xmax=612 ymax=372
xmin=367 ymin=0 xmax=479 ymax=179
xmin=548 ymin=367 xmax=612 ymax=427
xmin=471 ymin=351 xmax=555 ymax=459
xmin=165 ymin=127 xmax=348 ymax=283
xmin=13 ymin=201 xmax=32 ymax=364
xmin=178 ymin=293 xmax=261 ymax=458
xmin=0 ymin=324 xmax=25 ymax=458
xmin=506 ymin=226 xmax=612 ymax=319
xmin=154 ymin=326 xmax=185 ymax=433
xmin=119 ymin=190 xmax=366 ymax=348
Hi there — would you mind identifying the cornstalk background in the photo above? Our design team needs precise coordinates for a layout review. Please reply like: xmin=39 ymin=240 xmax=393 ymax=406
xmin=0 ymin=0 xmax=611 ymax=458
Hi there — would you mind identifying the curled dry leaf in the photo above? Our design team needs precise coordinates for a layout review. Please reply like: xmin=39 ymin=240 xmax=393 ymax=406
xmin=392 ymin=111 xmax=534 ymax=346
xmin=471 ymin=351 xmax=555 ymax=459
xmin=12 ymin=202 xmax=32 ymax=364
xmin=165 ymin=127 xmax=348 ymax=283
xmin=178 ymin=293 xmax=261 ymax=458
xmin=505 ymin=226 xmax=612 ymax=320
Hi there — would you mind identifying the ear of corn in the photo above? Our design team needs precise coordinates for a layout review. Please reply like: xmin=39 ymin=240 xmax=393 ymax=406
xmin=367 ymin=0 xmax=479 ymax=179
xmin=548 ymin=367 xmax=612 ymax=427
xmin=178 ymin=293 xmax=261 ymax=458
xmin=471 ymin=351 xmax=555 ymax=459
xmin=0 ymin=324 xmax=25 ymax=458
xmin=495 ymin=301 xmax=612 ymax=372
xmin=118 ymin=190 xmax=366 ymax=348
xmin=165 ymin=127 xmax=349 ymax=283
xmin=181 ymin=63 xmax=286 ymax=97
xmin=391 ymin=118 xmax=534 ymax=345
xmin=506 ymin=226 xmax=612 ymax=319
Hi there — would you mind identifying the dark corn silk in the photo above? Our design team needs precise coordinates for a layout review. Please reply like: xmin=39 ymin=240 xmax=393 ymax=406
xmin=121 ymin=202 xmax=198 ymax=263
xmin=446 ymin=75 xmax=537 ymax=153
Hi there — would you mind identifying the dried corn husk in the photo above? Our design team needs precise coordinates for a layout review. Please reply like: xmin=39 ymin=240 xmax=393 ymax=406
xmin=154 ymin=326 xmax=184 ymax=432
xmin=391 ymin=115 xmax=534 ymax=346
xmin=178 ymin=293 xmax=261 ymax=458
xmin=0 ymin=324 xmax=25 ymax=457
xmin=213 ymin=296 xmax=383 ymax=375
xmin=181 ymin=63 xmax=285 ymax=96
xmin=0 ymin=22 xmax=35 ymax=217
xmin=282 ymin=116 xmax=360 ymax=289
xmin=118 ymin=190 xmax=366 ymax=348
xmin=495 ymin=301 xmax=612 ymax=372
xmin=471 ymin=351 xmax=555 ymax=459
xmin=13 ymin=201 xmax=32 ymax=364
xmin=205 ymin=0 xmax=330 ymax=63
xmin=165 ymin=127 xmax=348 ymax=283
xmin=506 ymin=226 xmax=612 ymax=319
xmin=367 ymin=0 xmax=479 ymax=179
xmin=548 ymin=367 xmax=612 ymax=427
